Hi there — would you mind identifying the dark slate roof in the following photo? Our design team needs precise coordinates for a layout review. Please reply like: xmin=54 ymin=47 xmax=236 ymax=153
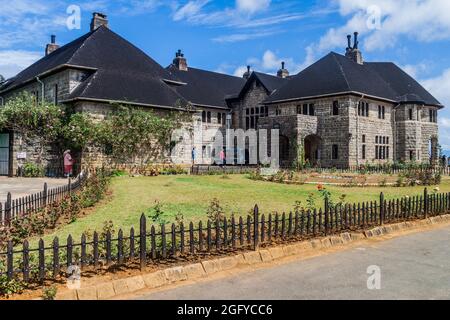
xmin=253 ymin=72 xmax=290 ymax=93
xmin=365 ymin=62 xmax=441 ymax=106
xmin=166 ymin=65 xmax=245 ymax=108
xmin=265 ymin=52 xmax=442 ymax=107
xmin=1 ymin=26 xmax=187 ymax=108
xmin=231 ymin=72 xmax=290 ymax=100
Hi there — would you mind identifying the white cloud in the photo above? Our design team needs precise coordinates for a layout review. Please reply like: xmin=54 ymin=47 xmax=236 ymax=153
xmin=315 ymin=0 xmax=450 ymax=55
xmin=212 ymin=30 xmax=280 ymax=43
xmin=233 ymin=65 xmax=249 ymax=77
xmin=0 ymin=0 xmax=68 ymax=49
xmin=400 ymin=63 xmax=428 ymax=79
xmin=232 ymin=49 xmax=311 ymax=77
xmin=422 ymin=69 xmax=450 ymax=108
xmin=173 ymin=0 xmax=210 ymax=21
xmin=0 ymin=50 xmax=42 ymax=79
xmin=236 ymin=0 xmax=271 ymax=14
xmin=170 ymin=0 xmax=304 ymax=43
xmin=421 ymin=69 xmax=450 ymax=151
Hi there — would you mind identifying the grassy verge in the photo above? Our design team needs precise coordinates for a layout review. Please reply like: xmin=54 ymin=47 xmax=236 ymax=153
xmin=31 ymin=174 xmax=450 ymax=244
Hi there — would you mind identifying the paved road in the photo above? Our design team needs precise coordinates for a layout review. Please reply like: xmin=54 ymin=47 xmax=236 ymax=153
xmin=0 ymin=177 xmax=68 ymax=202
xmin=135 ymin=226 xmax=450 ymax=300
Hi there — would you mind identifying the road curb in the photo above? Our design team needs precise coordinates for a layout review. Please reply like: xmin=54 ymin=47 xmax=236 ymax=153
xmin=56 ymin=214 xmax=450 ymax=300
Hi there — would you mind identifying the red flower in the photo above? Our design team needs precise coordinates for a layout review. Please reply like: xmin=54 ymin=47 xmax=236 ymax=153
xmin=317 ymin=184 xmax=324 ymax=191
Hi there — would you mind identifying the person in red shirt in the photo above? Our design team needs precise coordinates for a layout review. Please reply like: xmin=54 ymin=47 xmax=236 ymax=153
xmin=63 ymin=150 xmax=74 ymax=178
xmin=219 ymin=149 xmax=226 ymax=167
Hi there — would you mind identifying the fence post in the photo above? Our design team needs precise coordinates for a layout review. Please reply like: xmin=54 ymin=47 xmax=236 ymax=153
xmin=324 ymin=197 xmax=329 ymax=235
xmin=253 ymin=205 xmax=259 ymax=250
xmin=43 ymin=183 xmax=48 ymax=207
xmin=140 ymin=213 xmax=147 ymax=270
xmin=68 ymin=178 xmax=72 ymax=196
xmin=380 ymin=192 xmax=385 ymax=226
xmin=5 ymin=193 xmax=12 ymax=226
xmin=424 ymin=188 xmax=428 ymax=219
xmin=7 ymin=241 xmax=13 ymax=280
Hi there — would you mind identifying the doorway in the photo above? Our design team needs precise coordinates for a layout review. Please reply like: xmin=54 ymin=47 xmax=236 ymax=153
xmin=304 ymin=134 xmax=321 ymax=166
xmin=0 ymin=132 xmax=10 ymax=176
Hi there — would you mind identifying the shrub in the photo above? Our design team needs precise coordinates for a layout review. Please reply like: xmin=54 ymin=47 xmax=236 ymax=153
xmin=378 ymin=177 xmax=388 ymax=187
xmin=206 ymin=198 xmax=225 ymax=222
xmin=148 ymin=201 xmax=168 ymax=225
xmin=248 ymin=171 xmax=263 ymax=181
xmin=22 ymin=162 xmax=45 ymax=178
xmin=110 ymin=170 xmax=128 ymax=177
xmin=0 ymin=276 xmax=25 ymax=298
xmin=42 ymin=286 xmax=58 ymax=300
xmin=0 ymin=172 xmax=111 ymax=249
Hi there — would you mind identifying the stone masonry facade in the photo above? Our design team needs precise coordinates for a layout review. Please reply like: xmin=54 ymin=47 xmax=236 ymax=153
xmin=0 ymin=17 xmax=442 ymax=175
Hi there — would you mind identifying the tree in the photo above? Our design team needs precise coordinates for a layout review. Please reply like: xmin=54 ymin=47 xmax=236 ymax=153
xmin=97 ymin=105 xmax=190 ymax=165
xmin=0 ymin=93 xmax=64 ymax=164
xmin=0 ymin=74 xmax=5 ymax=84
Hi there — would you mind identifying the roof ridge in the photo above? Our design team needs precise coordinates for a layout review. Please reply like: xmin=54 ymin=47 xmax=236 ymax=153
xmin=66 ymin=28 xmax=100 ymax=65
xmin=331 ymin=53 xmax=351 ymax=92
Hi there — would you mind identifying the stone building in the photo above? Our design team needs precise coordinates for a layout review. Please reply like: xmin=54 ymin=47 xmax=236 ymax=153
xmin=256 ymin=33 xmax=442 ymax=168
xmin=0 ymin=15 xmax=443 ymax=175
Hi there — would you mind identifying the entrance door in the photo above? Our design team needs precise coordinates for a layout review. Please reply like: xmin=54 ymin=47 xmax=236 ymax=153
xmin=0 ymin=133 xmax=10 ymax=176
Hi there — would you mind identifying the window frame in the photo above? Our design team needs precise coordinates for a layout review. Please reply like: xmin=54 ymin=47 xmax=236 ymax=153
xmin=332 ymin=144 xmax=339 ymax=160
xmin=332 ymin=101 xmax=339 ymax=116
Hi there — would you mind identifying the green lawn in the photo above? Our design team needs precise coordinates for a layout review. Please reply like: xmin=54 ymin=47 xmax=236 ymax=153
xmin=35 ymin=174 xmax=450 ymax=243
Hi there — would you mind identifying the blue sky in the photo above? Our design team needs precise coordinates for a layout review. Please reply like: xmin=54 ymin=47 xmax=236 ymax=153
xmin=1 ymin=0 xmax=449 ymax=154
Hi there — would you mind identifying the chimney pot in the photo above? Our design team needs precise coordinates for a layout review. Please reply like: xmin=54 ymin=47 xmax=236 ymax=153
xmin=347 ymin=35 xmax=352 ymax=49
xmin=353 ymin=32 xmax=359 ymax=49
xmin=51 ymin=35 xmax=56 ymax=44
xmin=90 ymin=12 xmax=109 ymax=31
xmin=345 ymin=32 xmax=363 ymax=64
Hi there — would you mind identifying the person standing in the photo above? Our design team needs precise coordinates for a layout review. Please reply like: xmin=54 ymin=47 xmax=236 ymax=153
xmin=191 ymin=147 xmax=196 ymax=165
xmin=63 ymin=150 xmax=74 ymax=178
xmin=219 ymin=149 xmax=226 ymax=167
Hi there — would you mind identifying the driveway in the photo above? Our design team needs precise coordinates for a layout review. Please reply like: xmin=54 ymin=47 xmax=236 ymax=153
xmin=0 ymin=177 xmax=69 ymax=203
xmin=134 ymin=225 xmax=450 ymax=300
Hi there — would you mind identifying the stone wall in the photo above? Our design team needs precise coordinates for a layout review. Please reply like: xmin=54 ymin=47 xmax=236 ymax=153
xmin=348 ymin=97 xmax=394 ymax=167
xmin=1 ymin=68 xmax=92 ymax=175
xmin=395 ymin=104 xmax=439 ymax=163
xmin=268 ymin=96 xmax=352 ymax=168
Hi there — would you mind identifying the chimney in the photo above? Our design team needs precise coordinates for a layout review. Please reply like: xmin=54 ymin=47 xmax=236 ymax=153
xmin=353 ymin=32 xmax=359 ymax=49
xmin=346 ymin=35 xmax=352 ymax=53
xmin=345 ymin=32 xmax=363 ymax=65
xmin=45 ymin=35 xmax=60 ymax=56
xmin=173 ymin=49 xmax=188 ymax=71
xmin=243 ymin=65 xmax=251 ymax=79
xmin=90 ymin=12 xmax=109 ymax=31
xmin=277 ymin=61 xmax=289 ymax=78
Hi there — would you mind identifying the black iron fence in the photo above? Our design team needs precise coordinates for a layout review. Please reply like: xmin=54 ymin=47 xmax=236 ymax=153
xmin=191 ymin=165 xmax=259 ymax=175
xmin=0 ymin=172 xmax=87 ymax=227
xmin=302 ymin=165 xmax=450 ymax=175
xmin=0 ymin=188 xmax=449 ymax=284
xmin=191 ymin=164 xmax=450 ymax=176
